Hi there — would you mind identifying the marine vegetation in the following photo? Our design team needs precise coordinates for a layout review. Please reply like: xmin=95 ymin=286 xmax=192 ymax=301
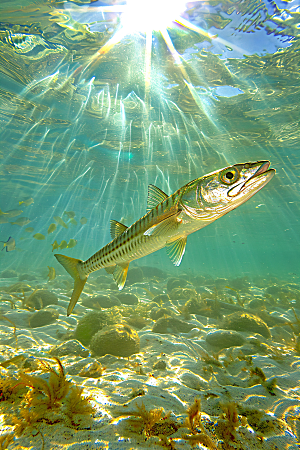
xmin=1 ymin=356 xmax=96 ymax=447
xmin=182 ymin=398 xmax=217 ymax=449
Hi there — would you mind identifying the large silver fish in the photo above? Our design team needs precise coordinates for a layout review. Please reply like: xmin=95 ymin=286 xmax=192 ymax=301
xmin=55 ymin=160 xmax=275 ymax=315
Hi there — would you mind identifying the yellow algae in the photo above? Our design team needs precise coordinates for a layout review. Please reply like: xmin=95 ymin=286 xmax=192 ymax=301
xmin=47 ymin=223 xmax=57 ymax=234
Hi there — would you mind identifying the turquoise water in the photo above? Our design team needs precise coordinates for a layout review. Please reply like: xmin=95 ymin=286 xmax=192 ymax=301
xmin=1 ymin=3 xmax=300 ymax=449
xmin=0 ymin=0 xmax=299 ymax=281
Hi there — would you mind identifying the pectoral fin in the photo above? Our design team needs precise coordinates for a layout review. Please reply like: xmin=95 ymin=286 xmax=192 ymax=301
xmin=144 ymin=213 xmax=181 ymax=237
xmin=165 ymin=237 xmax=187 ymax=266
xmin=113 ymin=263 xmax=129 ymax=290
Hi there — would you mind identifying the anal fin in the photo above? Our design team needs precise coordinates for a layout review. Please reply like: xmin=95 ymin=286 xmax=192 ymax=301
xmin=113 ymin=263 xmax=129 ymax=290
xmin=104 ymin=265 xmax=116 ymax=274
xmin=165 ymin=236 xmax=187 ymax=266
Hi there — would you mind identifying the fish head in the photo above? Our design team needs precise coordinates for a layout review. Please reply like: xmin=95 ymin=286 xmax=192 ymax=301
xmin=180 ymin=161 xmax=275 ymax=221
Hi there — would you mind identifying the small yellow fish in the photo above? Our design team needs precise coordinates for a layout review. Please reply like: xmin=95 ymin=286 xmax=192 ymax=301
xmin=64 ymin=211 xmax=76 ymax=219
xmin=67 ymin=238 xmax=77 ymax=248
xmin=25 ymin=227 xmax=35 ymax=233
xmin=54 ymin=216 xmax=68 ymax=229
xmin=19 ymin=198 xmax=34 ymax=207
xmin=69 ymin=218 xmax=77 ymax=226
xmin=59 ymin=240 xmax=68 ymax=249
xmin=33 ymin=233 xmax=45 ymax=240
xmin=1 ymin=237 xmax=16 ymax=252
xmin=51 ymin=240 xmax=59 ymax=252
xmin=47 ymin=266 xmax=56 ymax=281
xmin=1 ymin=209 xmax=23 ymax=218
xmin=48 ymin=223 xmax=57 ymax=234
xmin=10 ymin=217 xmax=31 ymax=226
xmin=80 ymin=217 xmax=87 ymax=225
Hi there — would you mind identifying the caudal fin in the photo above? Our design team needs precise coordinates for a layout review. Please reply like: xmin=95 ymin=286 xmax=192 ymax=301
xmin=54 ymin=254 xmax=88 ymax=316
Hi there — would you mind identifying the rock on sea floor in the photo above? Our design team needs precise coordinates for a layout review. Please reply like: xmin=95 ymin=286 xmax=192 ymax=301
xmin=0 ymin=269 xmax=299 ymax=449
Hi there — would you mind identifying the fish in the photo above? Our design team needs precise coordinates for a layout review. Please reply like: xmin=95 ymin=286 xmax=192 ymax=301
xmin=54 ymin=216 xmax=68 ymax=229
xmin=10 ymin=217 xmax=31 ymax=226
xmin=25 ymin=227 xmax=35 ymax=233
xmin=63 ymin=211 xmax=76 ymax=219
xmin=33 ymin=233 xmax=45 ymax=240
xmin=0 ymin=209 xmax=23 ymax=218
xmin=1 ymin=237 xmax=16 ymax=252
xmin=19 ymin=198 xmax=34 ymax=207
xmin=69 ymin=218 xmax=78 ymax=226
xmin=47 ymin=266 xmax=56 ymax=281
xmin=0 ymin=216 xmax=9 ymax=224
xmin=59 ymin=240 xmax=68 ymax=250
xmin=51 ymin=240 xmax=59 ymax=252
xmin=48 ymin=223 xmax=57 ymax=234
xmin=80 ymin=217 xmax=87 ymax=225
xmin=67 ymin=238 xmax=77 ymax=248
xmin=55 ymin=160 xmax=275 ymax=316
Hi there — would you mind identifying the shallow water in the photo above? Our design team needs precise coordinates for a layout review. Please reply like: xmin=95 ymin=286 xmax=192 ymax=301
xmin=0 ymin=1 xmax=299 ymax=448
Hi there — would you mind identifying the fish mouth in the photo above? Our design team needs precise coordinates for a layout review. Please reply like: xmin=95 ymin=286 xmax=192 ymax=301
xmin=228 ymin=161 xmax=275 ymax=197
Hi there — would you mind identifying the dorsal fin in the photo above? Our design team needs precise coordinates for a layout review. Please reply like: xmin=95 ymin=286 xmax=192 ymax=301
xmin=146 ymin=184 xmax=168 ymax=212
xmin=165 ymin=237 xmax=187 ymax=266
xmin=110 ymin=220 xmax=128 ymax=239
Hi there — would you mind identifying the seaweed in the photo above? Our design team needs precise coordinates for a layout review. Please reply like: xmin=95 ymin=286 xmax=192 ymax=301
xmin=0 ymin=433 xmax=14 ymax=450
xmin=249 ymin=366 xmax=278 ymax=395
xmin=16 ymin=356 xmax=71 ymax=410
xmin=183 ymin=398 xmax=217 ymax=449
xmin=215 ymin=401 xmax=240 ymax=448
xmin=0 ymin=314 xmax=18 ymax=348
xmin=63 ymin=384 xmax=95 ymax=426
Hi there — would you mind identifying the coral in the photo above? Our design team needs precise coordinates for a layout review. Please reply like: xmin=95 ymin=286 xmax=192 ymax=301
xmin=221 ymin=311 xmax=271 ymax=338
xmin=29 ymin=289 xmax=58 ymax=309
xmin=90 ymin=323 xmax=140 ymax=357
xmin=74 ymin=310 xmax=117 ymax=345
xmin=28 ymin=308 xmax=59 ymax=328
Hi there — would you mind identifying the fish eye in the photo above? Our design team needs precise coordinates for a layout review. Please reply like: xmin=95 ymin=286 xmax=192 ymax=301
xmin=219 ymin=167 xmax=239 ymax=185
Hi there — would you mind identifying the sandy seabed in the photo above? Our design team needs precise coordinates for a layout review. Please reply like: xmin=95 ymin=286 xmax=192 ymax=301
xmin=0 ymin=267 xmax=299 ymax=450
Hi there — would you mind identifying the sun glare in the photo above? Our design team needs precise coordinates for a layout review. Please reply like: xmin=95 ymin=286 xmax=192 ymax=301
xmin=67 ymin=0 xmax=219 ymax=100
xmin=121 ymin=0 xmax=187 ymax=32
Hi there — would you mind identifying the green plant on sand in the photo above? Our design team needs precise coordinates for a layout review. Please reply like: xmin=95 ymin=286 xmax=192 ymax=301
xmin=182 ymin=398 xmax=217 ymax=449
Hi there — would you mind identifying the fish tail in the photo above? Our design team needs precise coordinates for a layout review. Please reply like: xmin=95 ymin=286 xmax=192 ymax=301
xmin=54 ymin=254 xmax=88 ymax=316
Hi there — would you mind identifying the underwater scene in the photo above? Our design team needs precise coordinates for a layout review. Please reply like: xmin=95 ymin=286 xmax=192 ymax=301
xmin=0 ymin=0 xmax=299 ymax=448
